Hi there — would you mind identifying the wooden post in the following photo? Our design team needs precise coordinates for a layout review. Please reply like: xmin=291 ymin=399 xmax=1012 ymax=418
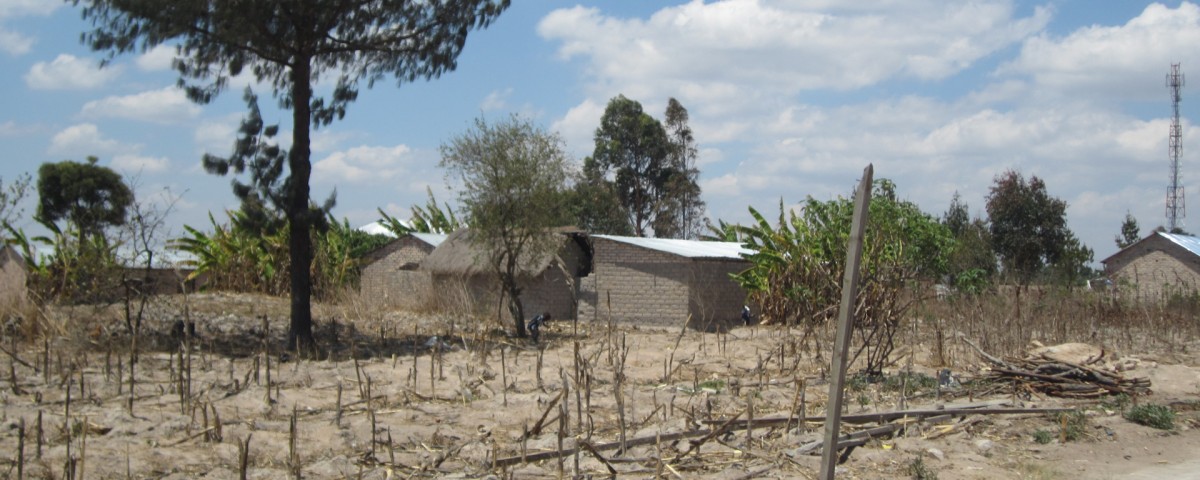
xmin=819 ymin=164 xmax=873 ymax=479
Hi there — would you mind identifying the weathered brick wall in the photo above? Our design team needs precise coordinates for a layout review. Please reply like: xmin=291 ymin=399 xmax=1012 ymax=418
xmin=688 ymin=260 xmax=750 ymax=331
xmin=0 ymin=247 xmax=27 ymax=311
xmin=580 ymin=238 xmax=722 ymax=329
xmin=522 ymin=266 xmax=577 ymax=321
xmin=1107 ymin=237 xmax=1200 ymax=302
xmin=360 ymin=238 xmax=436 ymax=308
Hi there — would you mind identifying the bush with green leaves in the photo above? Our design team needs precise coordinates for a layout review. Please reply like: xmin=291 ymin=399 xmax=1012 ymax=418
xmin=1125 ymin=404 xmax=1175 ymax=430
xmin=732 ymin=179 xmax=952 ymax=374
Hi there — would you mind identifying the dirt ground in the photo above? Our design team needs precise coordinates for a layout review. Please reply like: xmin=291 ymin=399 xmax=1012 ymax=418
xmin=1 ymin=293 xmax=1198 ymax=479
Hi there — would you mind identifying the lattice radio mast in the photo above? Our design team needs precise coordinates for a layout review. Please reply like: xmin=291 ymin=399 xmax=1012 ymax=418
xmin=1167 ymin=63 xmax=1186 ymax=231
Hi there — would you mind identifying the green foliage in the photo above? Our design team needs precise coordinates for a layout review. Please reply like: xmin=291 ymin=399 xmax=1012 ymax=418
xmin=700 ymin=218 xmax=742 ymax=242
xmin=590 ymin=95 xmax=703 ymax=238
xmin=1054 ymin=409 xmax=1088 ymax=442
xmin=1032 ymin=429 xmax=1054 ymax=444
xmin=1115 ymin=212 xmax=1140 ymax=249
xmin=733 ymin=180 xmax=953 ymax=374
xmin=986 ymin=170 xmax=1091 ymax=285
xmin=567 ymin=156 xmax=633 ymax=235
xmin=36 ymin=158 xmax=133 ymax=241
xmin=76 ymin=0 xmax=510 ymax=350
xmin=0 ymin=173 xmax=31 ymax=241
xmin=881 ymin=371 xmax=938 ymax=396
xmin=1101 ymin=393 xmax=1132 ymax=411
xmin=943 ymin=193 xmax=996 ymax=292
xmin=440 ymin=114 xmax=572 ymax=336
xmin=7 ymin=218 xmax=122 ymax=304
xmin=1125 ymin=404 xmax=1175 ymax=430
xmin=378 ymin=187 xmax=464 ymax=237
xmin=908 ymin=456 xmax=938 ymax=480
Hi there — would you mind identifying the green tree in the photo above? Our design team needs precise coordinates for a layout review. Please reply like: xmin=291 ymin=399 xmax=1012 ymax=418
xmin=1115 ymin=212 xmax=1140 ymax=249
xmin=566 ymin=156 xmax=633 ymax=235
xmin=658 ymin=98 xmax=706 ymax=239
xmin=0 ymin=173 xmax=31 ymax=242
xmin=943 ymin=192 xmax=996 ymax=293
xmin=733 ymin=180 xmax=952 ymax=374
xmin=440 ymin=115 xmax=572 ymax=337
xmin=985 ymin=170 xmax=1085 ymax=285
xmin=36 ymin=157 xmax=133 ymax=242
xmin=377 ymin=187 xmax=463 ymax=236
xmin=591 ymin=95 xmax=674 ymax=237
xmin=76 ymin=0 xmax=509 ymax=352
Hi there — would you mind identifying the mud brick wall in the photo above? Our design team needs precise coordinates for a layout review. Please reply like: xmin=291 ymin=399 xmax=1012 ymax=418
xmin=1107 ymin=236 xmax=1200 ymax=302
xmin=578 ymin=238 xmax=748 ymax=329
xmin=360 ymin=237 xmax=436 ymax=309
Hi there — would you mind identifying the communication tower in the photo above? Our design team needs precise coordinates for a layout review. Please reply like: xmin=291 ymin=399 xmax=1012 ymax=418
xmin=1167 ymin=63 xmax=1186 ymax=231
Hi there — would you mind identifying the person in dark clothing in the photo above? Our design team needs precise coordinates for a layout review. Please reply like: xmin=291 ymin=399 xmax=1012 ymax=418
xmin=527 ymin=312 xmax=551 ymax=343
xmin=741 ymin=305 xmax=753 ymax=326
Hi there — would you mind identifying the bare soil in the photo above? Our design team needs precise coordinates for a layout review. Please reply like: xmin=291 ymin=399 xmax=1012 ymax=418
xmin=1 ymin=293 xmax=1198 ymax=479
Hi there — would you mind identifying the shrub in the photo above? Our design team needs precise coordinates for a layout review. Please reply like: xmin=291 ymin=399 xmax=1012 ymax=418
xmin=1125 ymin=404 xmax=1175 ymax=430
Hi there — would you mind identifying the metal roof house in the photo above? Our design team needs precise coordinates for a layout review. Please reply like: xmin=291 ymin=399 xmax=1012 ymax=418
xmin=1102 ymin=231 xmax=1200 ymax=302
xmin=578 ymin=235 xmax=753 ymax=331
xmin=358 ymin=232 xmax=448 ymax=309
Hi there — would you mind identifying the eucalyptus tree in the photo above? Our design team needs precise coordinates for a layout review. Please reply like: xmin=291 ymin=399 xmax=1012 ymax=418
xmin=74 ymin=0 xmax=509 ymax=351
xmin=440 ymin=115 xmax=572 ymax=337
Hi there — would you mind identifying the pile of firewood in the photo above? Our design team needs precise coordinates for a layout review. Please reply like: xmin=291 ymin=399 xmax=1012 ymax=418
xmin=961 ymin=335 xmax=1152 ymax=398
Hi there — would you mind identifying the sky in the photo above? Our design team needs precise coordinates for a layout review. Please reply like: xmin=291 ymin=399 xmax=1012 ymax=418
xmin=2 ymin=0 xmax=1199 ymax=267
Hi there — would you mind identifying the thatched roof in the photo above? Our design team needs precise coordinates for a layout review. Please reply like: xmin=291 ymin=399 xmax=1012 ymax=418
xmin=422 ymin=229 xmax=565 ymax=277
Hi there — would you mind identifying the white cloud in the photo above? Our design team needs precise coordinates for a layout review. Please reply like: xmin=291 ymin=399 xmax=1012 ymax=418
xmin=0 ymin=0 xmax=60 ymax=17
xmin=0 ymin=27 xmax=31 ymax=55
xmin=136 ymin=44 xmax=177 ymax=71
xmin=538 ymin=1 xmax=1049 ymax=102
xmin=25 ymin=54 xmax=120 ymax=90
xmin=48 ymin=123 xmax=125 ymax=157
xmin=313 ymin=145 xmax=413 ymax=183
xmin=194 ymin=114 xmax=241 ymax=156
xmin=111 ymin=154 xmax=170 ymax=174
xmin=551 ymin=98 xmax=604 ymax=156
xmin=998 ymin=2 xmax=1200 ymax=102
xmin=481 ymin=88 xmax=513 ymax=112
xmin=81 ymin=86 xmax=201 ymax=124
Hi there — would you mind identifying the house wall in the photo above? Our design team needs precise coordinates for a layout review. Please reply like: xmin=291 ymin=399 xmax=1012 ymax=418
xmin=688 ymin=260 xmax=750 ymax=332
xmin=0 ymin=247 xmax=27 ymax=312
xmin=360 ymin=237 xmax=436 ymax=309
xmin=1106 ymin=236 xmax=1200 ymax=302
xmin=577 ymin=238 xmax=693 ymax=328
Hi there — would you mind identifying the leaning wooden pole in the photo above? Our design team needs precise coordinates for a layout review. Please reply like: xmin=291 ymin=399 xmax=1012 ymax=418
xmin=819 ymin=164 xmax=873 ymax=479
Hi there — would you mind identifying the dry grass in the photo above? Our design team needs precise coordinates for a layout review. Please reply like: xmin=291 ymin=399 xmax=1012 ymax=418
xmin=0 ymin=286 xmax=1195 ymax=478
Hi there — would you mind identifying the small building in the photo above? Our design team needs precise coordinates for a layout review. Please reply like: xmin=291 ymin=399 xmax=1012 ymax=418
xmin=1102 ymin=231 xmax=1200 ymax=302
xmin=577 ymin=235 xmax=753 ymax=331
xmin=421 ymin=229 xmax=588 ymax=322
xmin=358 ymin=233 xmax=447 ymax=309
xmin=0 ymin=245 xmax=28 ymax=312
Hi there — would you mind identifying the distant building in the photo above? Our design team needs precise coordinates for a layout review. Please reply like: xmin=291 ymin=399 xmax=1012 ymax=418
xmin=421 ymin=229 xmax=588 ymax=321
xmin=577 ymin=235 xmax=752 ymax=331
xmin=0 ymin=245 xmax=28 ymax=312
xmin=1102 ymin=231 xmax=1200 ymax=302
xmin=358 ymin=233 xmax=447 ymax=309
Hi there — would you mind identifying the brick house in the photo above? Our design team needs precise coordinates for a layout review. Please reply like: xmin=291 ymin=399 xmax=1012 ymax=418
xmin=1102 ymin=231 xmax=1200 ymax=302
xmin=577 ymin=235 xmax=753 ymax=331
xmin=421 ymin=229 xmax=588 ymax=321
xmin=0 ymin=245 xmax=28 ymax=311
xmin=358 ymin=233 xmax=447 ymax=309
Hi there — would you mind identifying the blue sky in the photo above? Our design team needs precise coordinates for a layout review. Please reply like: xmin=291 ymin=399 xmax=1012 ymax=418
xmin=2 ymin=0 xmax=1199 ymax=266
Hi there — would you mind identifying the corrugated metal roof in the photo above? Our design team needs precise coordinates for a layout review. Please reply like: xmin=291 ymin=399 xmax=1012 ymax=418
xmin=412 ymin=232 xmax=448 ymax=247
xmin=592 ymin=235 xmax=753 ymax=260
xmin=1159 ymin=232 xmax=1200 ymax=257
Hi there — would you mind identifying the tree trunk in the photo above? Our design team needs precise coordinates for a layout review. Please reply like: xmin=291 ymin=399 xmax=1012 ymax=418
xmin=286 ymin=55 xmax=316 ymax=355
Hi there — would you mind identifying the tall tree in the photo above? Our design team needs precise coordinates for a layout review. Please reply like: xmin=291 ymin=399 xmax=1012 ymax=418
xmin=76 ymin=0 xmax=509 ymax=352
xmin=1115 ymin=212 xmax=1140 ymax=249
xmin=985 ymin=170 xmax=1082 ymax=285
xmin=440 ymin=115 xmax=572 ymax=337
xmin=0 ymin=173 xmax=31 ymax=240
xmin=36 ymin=157 xmax=133 ymax=242
xmin=566 ymin=156 xmax=633 ymax=235
xmin=943 ymin=192 xmax=995 ymax=293
xmin=659 ymin=98 xmax=705 ymax=239
xmin=591 ymin=95 xmax=673 ymax=237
